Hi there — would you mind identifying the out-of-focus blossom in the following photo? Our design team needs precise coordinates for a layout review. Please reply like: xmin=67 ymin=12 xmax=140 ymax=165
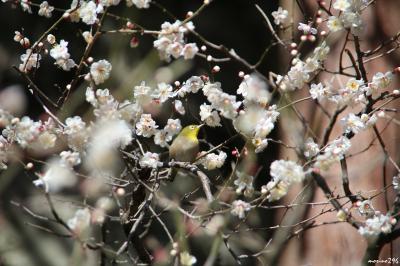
xmin=139 ymin=152 xmax=161 ymax=168
xmin=271 ymin=7 xmax=288 ymax=25
xmin=180 ymin=252 xmax=197 ymax=266
xmin=33 ymin=159 xmax=77 ymax=192
xmin=130 ymin=0 xmax=151 ymax=9
xmin=198 ymin=151 xmax=227 ymax=170
xmin=231 ymin=200 xmax=251 ymax=219
xmin=136 ymin=114 xmax=158 ymax=137
xmin=67 ymin=208 xmax=91 ymax=235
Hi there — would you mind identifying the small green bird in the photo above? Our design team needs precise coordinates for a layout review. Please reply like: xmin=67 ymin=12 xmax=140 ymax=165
xmin=169 ymin=124 xmax=203 ymax=163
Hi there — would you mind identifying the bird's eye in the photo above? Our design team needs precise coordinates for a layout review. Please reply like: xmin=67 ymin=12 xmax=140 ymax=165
xmin=190 ymin=125 xmax=195 ymax=129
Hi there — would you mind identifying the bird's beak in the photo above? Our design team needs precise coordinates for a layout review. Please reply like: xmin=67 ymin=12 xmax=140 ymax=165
xmin=198 ymin=124 xmax=204 ymax=128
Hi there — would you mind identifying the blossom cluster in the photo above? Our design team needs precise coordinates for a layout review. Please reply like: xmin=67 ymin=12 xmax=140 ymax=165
xmin=277 ymin=42 xmax=330 ymax=91
xmin=358 ymin=213 xmax=396 ymax=239
xmin=328 ymin=0 xmax=369 ymax=35
xmin=261 ymin=160 xmax=306 ymax=202
xmin=310 ymin=72 xmax=393 ymax=107
xmin=153 ymin=20 xmax=199 ymax=61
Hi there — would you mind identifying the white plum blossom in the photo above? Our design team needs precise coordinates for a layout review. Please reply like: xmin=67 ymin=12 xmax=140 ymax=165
xmin=2 ymin=116 xmax=41 ymax=148
xmin=277 ymin=61 xmax=309 ymax=91
xmin=90 ymin=59 xmax=112 ymax=85
xmin=36 ymin=131 xmax=57 ymax=149
xmin=153 ymin=20 xmax=198 ymax=61
xmin=46 ymin=34 xmax=56 ymax=44
xmin=303 ymin=138 xmax=319 ymax=158
xmin=253 ymin=138 xmax=269 ymax=153
xmin=361 ymin=113 xmax=377 ymax=128
xmin=174 ymin=100 xmax=186 ymax=115
xmin=199 ymin=104 xmax=221 ymax=127
xmin=13 ymin=31 xmax=24 ymax=43
xmin=231 ymin=200 xmax=251 ymax=219
xmin=298 ymin=23 xmax=317 ymax=35
xmin=325 ymin=136 xmax=351 ymax=159
xmin=136 ymin=114 xmax=158 ymax=137
xmin=213 ymin=95 xmax=240 ymax=119
xmin=203 ymin=83 xmax=241 ymax=120
xmin=82 ymin=31 xmax=94 ymax=44
xmin=271 ymin=7 xmax=288 ymax=25
xmin=85 ymin=88 xmax=122 ymax=120
xmin=85 ymin=119 xmax=132 ymax=173
xmin=329 ymin=78 xmax=367 ymax=106
xmin=86 ymin=119 xmax=132 ymax=174
xmin=333 ymin=0 xmax=351 ymax=11
xmin=67 ymin=0 xmax=81 ymax=22
xmin=330 ymin=0 xmax=367 ymax=36
xmin=277 ymin=43 xmax=329 ymax=91
xmin=152 ymin=119 xmax=180 ymax=147
xmin=154 ymin=130 xmax=172 ymax=147
xmin=198 ymin=151 xmax=227 ymax=170
xmin=237 ymin=74 xmax=270 ymax=106
xmin=79 ymin=1 xmax=101 ymax=25
xmin=67 ymin=208 xmax=91 ymax=235
xmin=50 ymin=40 xmax=75 ymax=71
xmin=139 ymin=152 xmax=161 ymax=168
xmin=261 ymin=160 xmax=306 ymax=202
xmin=167 ymin=42 xmax=182 ymax=59
xmin=19 ymin=0 xmax=32 ymax=13
xmin=309 ymin=82 xmax=332 ymax=101
xmin=60 ymin=150 xmax=81 ymax=167
xmin=0 ymin=136 xmax=9 ymax=170
xmin=164 ymin=119 xmax=182 ymax=137
xmin=92 ymin=119 xmax=132 ymax=149
xmin=133 ymin=81 xmax=154 ymax=105
xmin=261 ymin=180 xmax=290 ymax=202
xmin=341 ymin=11 xmax=363 ymax=36
xmin=64 ymin=116 xmax=86 ymax=135
xmin=154 ymin=82 xmax=173 ymax=103
xmin=180 ymin=76 xmax=204 ymax=95
xmin=180 ymin=252 xmax=197 ymax=266
xmin=131 ymin=0 xmax=151 ymax=9
xmin=19 ymin=49 xmax=41 ymax=72
xmin=368 ymin=71 xmax=393 ymax=95
xmin=85 ymin=87 xmax=97 ymax=106
xmin=182 ymin=43 xmax=199 ymax=60
xmin=233 ymin=105 xmax=279 ymax=152
xmin=314 ymin=136 xmax=352 ymax=170
xmin=357 ymin=200 xmax=375 ymax=217
xmin=100 ymin=0 xmax=121 ymax=6
xmin=234 ymin=171 xmax=254 ymax=196
xmin=346 ymin=78 xmax=364 ymax=92
xmin=340 ymin=113 xmax=365 ymax=134
xmin=270 ymin=160 xmax=305 ymax=184
xmin=64 ymin=116 xmax=89 ymax=151
xmin=119 ymin=100 xmax=143 ymax=123
xmin=254 ymin=106 xmax=279 ymax=139
xmin=33 ymin=159 xmax=77 ymax=192
xmin=38 ymin=1 xmax=54 ymax=18
xmin=358 ymin=213 xmax=395 ymax=238
xmin=393 ymin=174 xmax=400 ymax=191
xmin=327 ymin=16 xmax=343 ymax=32
xmin=50 ymin=40 xmax=70 ymax=60
xmin=234 ymin=105 xmax=268 ymax=137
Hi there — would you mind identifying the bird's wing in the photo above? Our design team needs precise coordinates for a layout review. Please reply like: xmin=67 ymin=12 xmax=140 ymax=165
xmin=169 ymin=136 xmax=199 ymax=162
